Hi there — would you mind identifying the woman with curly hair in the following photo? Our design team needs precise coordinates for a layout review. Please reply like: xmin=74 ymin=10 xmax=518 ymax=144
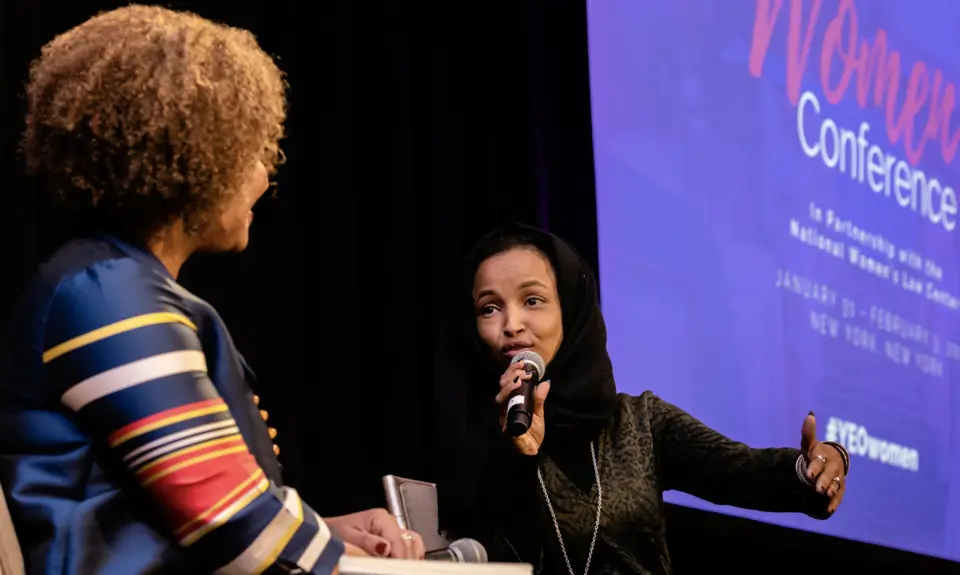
xmin=0 ymin=6 xmax=423 ymax=574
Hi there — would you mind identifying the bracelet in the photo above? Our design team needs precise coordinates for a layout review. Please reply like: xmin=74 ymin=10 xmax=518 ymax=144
xmin=822 ymin=441 xmax=850 ymax=475
xmin=795 ymin=454 xmax=815 ymax=487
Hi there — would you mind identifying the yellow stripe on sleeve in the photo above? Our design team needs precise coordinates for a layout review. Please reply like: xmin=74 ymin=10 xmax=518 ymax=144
xmin=43 ymin=312 xmax=198 ymax=363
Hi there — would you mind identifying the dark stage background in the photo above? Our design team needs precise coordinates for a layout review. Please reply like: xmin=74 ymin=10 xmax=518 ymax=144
xmin=1 ymin=1 xmax=955 ymax=573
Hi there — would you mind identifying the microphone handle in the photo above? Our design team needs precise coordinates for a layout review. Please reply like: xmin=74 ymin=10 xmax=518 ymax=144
xmin=424 ymin=548 xmax=458 ymax=561
xmin=505 ymin=368 xmax=538 ymax=437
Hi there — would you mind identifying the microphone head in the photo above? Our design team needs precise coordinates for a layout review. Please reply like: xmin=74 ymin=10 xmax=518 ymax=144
xmin=449 ymin=538 xmax=488 ymax=563
xmin=510 ymin=350 xmax=545 ymax=381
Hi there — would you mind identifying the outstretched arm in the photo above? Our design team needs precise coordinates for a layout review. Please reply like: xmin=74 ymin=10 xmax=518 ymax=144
xmin=645 ymin=393 xmax=832 ymax=519
xmin=43 ymin=269 xmax=344 ymax=574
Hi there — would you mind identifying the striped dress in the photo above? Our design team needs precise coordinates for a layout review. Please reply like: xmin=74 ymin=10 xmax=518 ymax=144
xmin=0 ymin=235 xmax=343 ymax=574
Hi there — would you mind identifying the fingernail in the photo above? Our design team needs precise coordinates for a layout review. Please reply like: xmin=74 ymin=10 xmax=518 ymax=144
xmin=376 ymin=542 xmax=389 ymax=556
xmin=808 ymin=410 xmax=815 ymax=416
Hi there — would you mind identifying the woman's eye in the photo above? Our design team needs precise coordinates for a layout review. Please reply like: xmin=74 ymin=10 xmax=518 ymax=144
xmin=480 ymin=305 xmax=497 ymax=316
xmin=525 ymin=297 xmax=541 ymax=306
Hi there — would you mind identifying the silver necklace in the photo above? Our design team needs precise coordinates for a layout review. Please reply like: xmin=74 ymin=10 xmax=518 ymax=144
xmin=536 ymin=442 xmax=602 ymax=575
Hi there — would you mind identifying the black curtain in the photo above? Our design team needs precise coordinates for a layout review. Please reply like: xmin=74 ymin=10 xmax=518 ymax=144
xmin=2 ymin=1 xmax=956 ymax=573
xmin=248 ymin=0 xmax=548 ymax=514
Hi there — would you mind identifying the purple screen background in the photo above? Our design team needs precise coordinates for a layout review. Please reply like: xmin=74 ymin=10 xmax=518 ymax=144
xmin=588 ymin=0 xmax=960 ymax=560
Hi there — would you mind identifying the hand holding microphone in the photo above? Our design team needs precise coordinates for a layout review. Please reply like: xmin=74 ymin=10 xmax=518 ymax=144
xmin=326 ymin=508 xmax=425 ymax=559
xmin=495 ymin=351 xmax=550 ymax=455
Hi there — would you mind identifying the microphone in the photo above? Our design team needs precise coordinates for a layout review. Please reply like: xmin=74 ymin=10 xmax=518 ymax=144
xmin=505 ymin=350 xmax=545 ymax=437
xmin=424 ymin=538 xmax=488 ymax=562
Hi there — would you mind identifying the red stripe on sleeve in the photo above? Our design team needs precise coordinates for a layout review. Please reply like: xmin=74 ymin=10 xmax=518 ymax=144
xmin=108 ymin=397 xmax=227 ymax=446
xmin=142 ymin=446 xmax=263 ymax=528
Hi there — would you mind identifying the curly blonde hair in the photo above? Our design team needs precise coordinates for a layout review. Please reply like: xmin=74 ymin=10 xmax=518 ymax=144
xmin=22 ymin=4 xmax=287 ymax=239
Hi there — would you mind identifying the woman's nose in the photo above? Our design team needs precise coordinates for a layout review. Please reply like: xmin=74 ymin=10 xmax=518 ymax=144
xmin=502 ymin=311 xmax=525 ymax=335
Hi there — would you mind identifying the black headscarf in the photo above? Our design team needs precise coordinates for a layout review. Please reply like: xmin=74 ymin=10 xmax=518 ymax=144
xmin=432 ymin=222 xmax=619 ymax=547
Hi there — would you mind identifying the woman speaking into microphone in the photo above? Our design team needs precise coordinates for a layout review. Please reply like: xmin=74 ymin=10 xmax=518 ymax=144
xmin=433 ymin=222 xmax=851 ymax=574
